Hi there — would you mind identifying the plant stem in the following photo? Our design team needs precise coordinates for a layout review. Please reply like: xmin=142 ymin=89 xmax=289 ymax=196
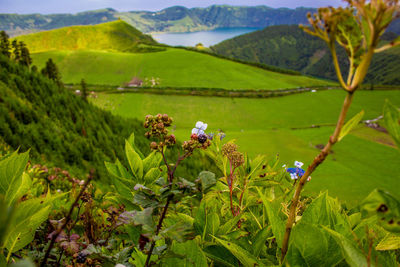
xmin=280 ymin=92 xmax=354 ymax=261
xmin=144 ymin=195 xmax=173 ymax=267
xmin=144 ymin=150 xmax=190 ymax=266
xmin=40 ymin=172 xmax=93 ymax=267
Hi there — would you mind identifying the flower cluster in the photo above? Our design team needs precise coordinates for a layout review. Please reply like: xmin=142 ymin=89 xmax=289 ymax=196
xmin=144 ymin=114 xmax=176 ymax=150
xmin=222 ymin=143 xmax=244 ymax=169
xmin=286 ymin=161 xmax=311 ymax=181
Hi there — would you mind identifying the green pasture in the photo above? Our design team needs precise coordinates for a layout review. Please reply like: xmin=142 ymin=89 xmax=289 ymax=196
xmin=91 ymin=89 xmax=400 ymax=204
xmin=30 ymin=48 xmax=331 ymax=89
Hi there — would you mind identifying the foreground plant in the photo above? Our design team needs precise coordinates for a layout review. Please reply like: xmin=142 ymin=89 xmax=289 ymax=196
xmin=281 ymin=0 xmax=400 ymax=260
xmin=106 ymin=115 xmax=215 ymax=266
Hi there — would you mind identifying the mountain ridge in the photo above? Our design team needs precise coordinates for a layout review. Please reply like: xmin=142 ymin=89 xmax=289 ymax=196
xmin=1 ymin=5 xmax=314 ymax=36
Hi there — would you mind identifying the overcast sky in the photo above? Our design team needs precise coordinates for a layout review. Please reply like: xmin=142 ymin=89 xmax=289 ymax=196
xmin=0 ymin=0 xmax=343 ymax=14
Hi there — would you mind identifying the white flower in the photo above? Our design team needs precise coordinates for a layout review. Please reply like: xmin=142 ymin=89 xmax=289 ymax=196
xmin=290 ymin=173 xmax=298 ymax=180
xmin=192 ymin=121 xmax=208 ymax=135
xmin=282 ymin=164 xmax=286 ymax=168
xmin=115 ymin=264 xmax=127 ymax=267
xmin=294 ymin=161 xmax=304 ymax=168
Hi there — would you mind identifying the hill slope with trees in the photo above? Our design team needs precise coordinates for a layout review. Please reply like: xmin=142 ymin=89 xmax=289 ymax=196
xmin=211 ymin=24 xmax=400 ymax=85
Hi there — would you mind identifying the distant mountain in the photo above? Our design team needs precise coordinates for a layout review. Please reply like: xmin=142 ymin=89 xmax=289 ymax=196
xmin=211 ymin=24 xmax=400 ymax=85
xmin=1 ymin=5 xmax=315 ymax=35
xmin=0 ymin=8 xmax=118 ymax=36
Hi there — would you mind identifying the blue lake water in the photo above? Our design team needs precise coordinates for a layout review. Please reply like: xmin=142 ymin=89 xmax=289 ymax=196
xmin=151 ymin=27 xmax=262 ymax=47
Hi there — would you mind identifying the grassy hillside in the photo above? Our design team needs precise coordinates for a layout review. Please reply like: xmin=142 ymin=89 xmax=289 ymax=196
xmin=92 ymin=90 xmax=400 ymax=204
xmin=12 ymin=20 xmax=158 ymax=53
xmin=29 ymin=48 xmax=332 ymax=89
xmin=211 ymin=24 xmax=400 ymax=85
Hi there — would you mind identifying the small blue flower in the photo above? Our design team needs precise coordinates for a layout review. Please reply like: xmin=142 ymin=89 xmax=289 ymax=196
xmin=286 ymin=161 xmax=311 ymax=181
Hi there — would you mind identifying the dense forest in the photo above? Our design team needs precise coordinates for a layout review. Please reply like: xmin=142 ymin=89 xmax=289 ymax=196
xmin=0 ymin=32 xmax=213 ymax=181
xmin=211 ymin=24 xmax=400 ymax=85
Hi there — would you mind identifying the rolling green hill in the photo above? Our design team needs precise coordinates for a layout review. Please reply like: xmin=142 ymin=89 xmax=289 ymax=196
xmin=211 ymin=24 xmax=400 ymax=85
xmin=91 ymin=90 xmax=400 ymax=204
xmin=29 ymin=48 xmax=332 ymax=89
xmin=12 ymin=20 xmax=158 ymax=53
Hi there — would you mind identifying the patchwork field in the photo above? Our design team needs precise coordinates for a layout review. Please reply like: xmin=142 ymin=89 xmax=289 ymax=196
xmin=92 ymin=89 xmax=400 ymax=204
xmin=30 ymin=48 xmax=332 ymax=89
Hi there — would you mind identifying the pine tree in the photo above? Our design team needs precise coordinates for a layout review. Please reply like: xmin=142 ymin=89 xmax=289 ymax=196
xmin=41 ymin=58 xmax=62 ymax=86
xmin=19 ymin=41 xmax=32 ymax=67
xmin=0 ymin=31 xmax=11 ymax=58
xmin=12 ymin=40 xmax=20 ymax=62
xmin=80 ymin=78 xmax=88 ymax=102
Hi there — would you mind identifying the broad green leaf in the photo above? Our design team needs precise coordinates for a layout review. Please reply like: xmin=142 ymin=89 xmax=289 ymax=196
xmin=144 ymin=167 xmax=166 ymax=184
xmin=338 ymin=110 xmax=364 ymax=141
xmin=286 ymin=223 xmax=343 ymax=266
xmin=323 ymin=227 xmax=373 ymax=267
xmin=213 ymin=236 xmax=266 ymax=267
xmin=198 ymin=171 xmax=216 ymax=192
xmin=252 ymin=227 xmax=271 ymax=258
xmin=143 ymin=151 xmax=162 ymax=174
xmin=3 ymin=198 xmax=52 ymax=252
xmin=218 ymin=215 xmax=241 ymax=235
xmin=0 ymin=151 xmax=29 ymax=205
xmin=361 ymin=189 xmax=400 ymax=233
xmin=9 ymin=258 xmax=35 ymax=267
xmin=376 ymin=233 xmax=400 ymax=251
xmin=256 ymin=188 xmax=285 ymax=246
xmin=301 ymin=192 xmax=349 ymax=231
xmin=130 ymin=248 xmax=149 ymax=266
xmin=125 ymin=141 xmax=143 ymax=180
xmin=127 ymin=132 xmax=145 ymax=159
xmin=203 ymin=245 xmax=239 ymax=267
xmin=7 ymin=172 xmax=31 ymax=205
xmin=163 ymin=240 xmax=208 ymax=267
xmin=383 ymin=100 xmax=400 ymax=148
xmin=0 ymin=196 xmax=14 ymax=246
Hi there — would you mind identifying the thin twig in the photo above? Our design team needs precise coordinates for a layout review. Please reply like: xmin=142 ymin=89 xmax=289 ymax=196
xmin=40 ymin=171 xmax=93 ymax=267
xmin=281 ymin=92 xmax=354 ymax=261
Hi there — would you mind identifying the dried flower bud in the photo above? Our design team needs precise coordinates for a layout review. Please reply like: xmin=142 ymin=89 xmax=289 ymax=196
xmin=230 ymin=151 xmax=245 ymax=168
xmin=150 ymin=142 xmax=158 ymax=150
xmin=198 ymin=134 xmax=207 ymax=144
xmin=222 ymin=143 xmax=238 ymax=156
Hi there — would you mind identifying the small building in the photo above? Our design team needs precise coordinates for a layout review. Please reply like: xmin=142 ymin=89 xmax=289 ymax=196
xmin=127 ymin=77 xmax=143 ymax=87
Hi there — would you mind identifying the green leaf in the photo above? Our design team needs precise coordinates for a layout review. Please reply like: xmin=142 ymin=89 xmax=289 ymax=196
xmin=163 ymin=240 xmax=208 ymax=267
xmin=0 ymin=151 xmax=29 ymax=205
xmin=322 ymin=227 xmax=373 ymax=267
xmin=143 ymin=151 xmax=162 ymax=174
xmin=3 ymin=197 xmax=52 ymax=252
xmin=8 ymin=172 xmax=31 ymax=206
xmin=198 ymin=171 xmax=216 ymax=192
xmin=125 ymin=141 xmax=143 ymax=180
xmin=256 ymin=188 xmax=285 ymax=246
xmin=383 ymin=100 xmax=400 ymax=148
xmin=252 ymin=227 xmax=271 ymax=258
xmin=9 ymin=258 xmax=35 ymax=267
xmin=286 ymin=223 xmax=343 ymax=266
xmin=144 ymin=167 xmax=166 ymax=184
xmin=127 ymin=132 xmax=145 ymax=159
xmin=376 ymin=233 xmax=400 ymax=251
xmin=213 ymin=236 xmax=266 ymax=267
xmin=203 ymin=245 xmax=239 ymax=267
xmin=338 ymin=110 xmax=364 ymax=141
xmin=361 ymin=189 xmax=400 ymax=233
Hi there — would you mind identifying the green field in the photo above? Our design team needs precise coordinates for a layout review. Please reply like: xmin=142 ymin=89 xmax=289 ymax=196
xmin=30 ymin=48 xmax=332 ymax=89
xmin=92 ymin=89 xmax=400 ymax=204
